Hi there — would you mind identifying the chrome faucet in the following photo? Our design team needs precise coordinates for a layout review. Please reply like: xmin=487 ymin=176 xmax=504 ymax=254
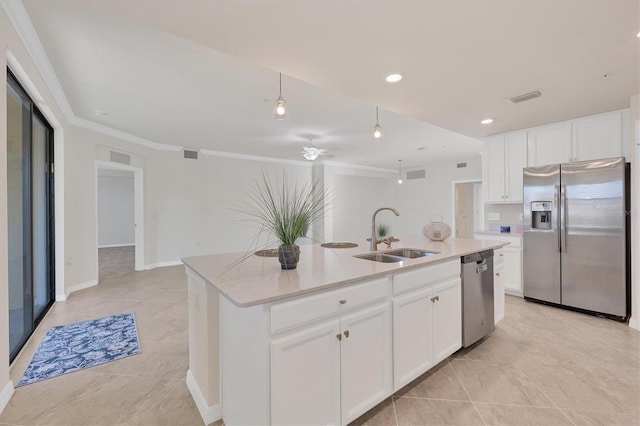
xmin=370 ymin=207 xmax=400 ymax=251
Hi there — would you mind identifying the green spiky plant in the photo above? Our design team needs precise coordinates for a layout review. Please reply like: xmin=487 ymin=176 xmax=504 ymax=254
xmin=377 ymin=223 xmax=390 ymax=238
xmin=239 ymin=171 xmax=328 ymax=248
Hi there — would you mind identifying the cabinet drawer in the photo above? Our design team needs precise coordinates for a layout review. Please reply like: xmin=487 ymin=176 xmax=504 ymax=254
xmin=270 ymin=277 xmax=390 ymax=334
xmin=495 ymin=249 xmax=505 ymax=266
xmin=393 ymin=259 xmax=460 ymax=296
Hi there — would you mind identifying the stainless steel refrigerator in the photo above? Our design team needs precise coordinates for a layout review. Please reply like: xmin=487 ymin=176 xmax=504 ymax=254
xmin=523 ymin=157 xmax=630 ymax=320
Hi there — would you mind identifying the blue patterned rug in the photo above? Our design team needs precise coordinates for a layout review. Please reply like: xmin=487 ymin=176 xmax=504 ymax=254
xmin=18 ymin=312 xmax=141 ymax=386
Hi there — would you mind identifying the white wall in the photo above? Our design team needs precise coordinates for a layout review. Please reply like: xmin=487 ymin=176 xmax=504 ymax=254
xmin=97 ymin=172 xmax=135 ymax=247
xmin=394 ymin=156 xmax=483 ymax=239
xmin=323 ymin=163 xmax=397 ymax=243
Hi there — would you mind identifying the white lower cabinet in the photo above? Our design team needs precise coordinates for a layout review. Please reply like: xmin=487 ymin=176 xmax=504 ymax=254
xmin=270 ymin=321 xmax=342 ymax=426
xmin=340 ymin=303 xmax=392 ymax=424
xmin=494 ymin=250 xmax=505 ymax=325
xmin=392 ymin=287 xmax=433 ymax=390
xmin=392 ymin=259 xmax=462 ymax=391
xmin=503 ymin=246 xmax=523 ymax=296
xmin=431 ymin=279 xmax=462 ymax=364
xmin=265 ymin=260 xmax=464 ymax=425
xmin=270 ymin=299 xmax=392 ymax=426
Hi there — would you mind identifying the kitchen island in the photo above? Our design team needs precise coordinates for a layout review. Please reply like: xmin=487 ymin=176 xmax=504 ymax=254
xmin=182 ymin=237 xmax=507 ymax=425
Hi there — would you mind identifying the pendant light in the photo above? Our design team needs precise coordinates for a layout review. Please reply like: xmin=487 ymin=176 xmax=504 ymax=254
xmin=373 ymin=106 xmax=383 ymax=140
xmin=397 ymin=160 xmax=403 ymax=184
xmin=273 ymin=73 xmax=288 ymax=120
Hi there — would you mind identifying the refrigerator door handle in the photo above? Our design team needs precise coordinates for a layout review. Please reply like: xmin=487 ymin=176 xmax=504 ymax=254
xmin=560 ymin=184 xmax=567 ymax=253
xmin=555 ymin=184 xmax=561 ymax=253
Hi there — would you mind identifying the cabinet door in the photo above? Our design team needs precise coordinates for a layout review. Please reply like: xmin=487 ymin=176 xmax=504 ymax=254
xmin=431 ymin=278 xmax=462 ymax=365
xmin=528 ymin=122 xmax=572 ymax=166
xmin=572 ymin=111 xmax=623 ymax=161
xmin=494 ymin=263 xmax=505 ymax=325
xmin=504 ymin=131 xmax=527 ymax=202
xmin=483 ymin=135 xmax=506 ymax=203
xmin=271 ymin=320 xmax=341 ymax=426
xmin=392 ymin=287 xmax=433 ymax=391
xmin=340 ymin=302 xmax=392 ymax=425
xmin=503 ymin=247 xmax=523 ymax=296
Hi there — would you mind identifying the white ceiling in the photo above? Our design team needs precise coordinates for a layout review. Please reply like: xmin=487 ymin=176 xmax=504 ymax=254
xmin=19 ymin=0 xmax=640 ymax=169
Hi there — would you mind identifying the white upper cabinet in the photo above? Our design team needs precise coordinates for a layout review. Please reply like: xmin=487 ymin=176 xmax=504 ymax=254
xmin=527 ymin=122 xmax=572 ymax=166
xmin=572 ymin=110 xmax=624 ymax=161
xmin=527 ymin=109 xmax=629 ymax=166
xmin=483 ymin=131 xmax=527 ymax=203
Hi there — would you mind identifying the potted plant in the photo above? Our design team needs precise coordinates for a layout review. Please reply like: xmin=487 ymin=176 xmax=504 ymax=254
xmin=377 ymin=223 xmax=390 ymax=238
xmin=239 ymin=172 xmax=328 ymax=270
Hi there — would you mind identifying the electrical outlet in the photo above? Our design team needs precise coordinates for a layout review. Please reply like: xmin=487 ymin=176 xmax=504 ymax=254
xmin=488 ymin=212 xmax=500 ymax=221
xmin=65 ymin=257 xmax=73 ymax=265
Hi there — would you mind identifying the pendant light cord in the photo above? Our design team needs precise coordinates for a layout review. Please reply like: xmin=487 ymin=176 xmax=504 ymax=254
xmin=279 ymin=73 xmax=282 ymax=96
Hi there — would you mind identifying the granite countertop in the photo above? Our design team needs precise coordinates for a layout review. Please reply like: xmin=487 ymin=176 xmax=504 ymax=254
xmin=182 ymin=237 xmax=508 ymax=307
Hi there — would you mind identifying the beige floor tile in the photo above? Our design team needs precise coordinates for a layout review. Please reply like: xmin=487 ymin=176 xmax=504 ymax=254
xmin=450 ymin=359 xmax=553 ymax=407
xmin=395 ymin=361 xmax=469 ymax=401
xmin=349 ymin=397 xmax=397 ymax=426
xmin=475 ymin=403 xmax=573 ymax=425
xmin=561 ymin=408 xmax=640 ymax=426
xmin=524 ymin=364 xmax=639 ymax=413
xmin=393 ymin=397 xmax=484 ymax=425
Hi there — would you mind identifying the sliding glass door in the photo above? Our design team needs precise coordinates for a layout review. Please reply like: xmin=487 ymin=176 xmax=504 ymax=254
xmin=7 ymin=69 xmax=55 ymax=362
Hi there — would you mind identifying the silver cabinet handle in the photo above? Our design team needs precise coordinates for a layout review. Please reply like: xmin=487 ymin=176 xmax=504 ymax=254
xmin=339 ymin=299 xmax=347 ymax=305
xmin=344 ymin=330 xmax=350 ymax=338
xmin=496 ymin=272 xmax=501 ymax=277
xmin=336 ymin=333 xmax=342 ymax=341
xmin=431 ymin=296 xmax=439 ymax=303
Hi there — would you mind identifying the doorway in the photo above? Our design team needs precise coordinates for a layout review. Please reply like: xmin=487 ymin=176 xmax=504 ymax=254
xmin=453 ymin=180 xmax=483 ymax=238
xmin=7 ymin=70 xmax=55 ymax=362
xmin=95 ymin=161 xmax=144 ymax=276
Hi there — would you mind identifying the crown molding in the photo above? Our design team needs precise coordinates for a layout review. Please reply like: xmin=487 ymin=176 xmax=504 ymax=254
xmin=199 ymin=149 xmax=312 ymax=167
xmin=320 ymin=160 xmax=395 ymax=174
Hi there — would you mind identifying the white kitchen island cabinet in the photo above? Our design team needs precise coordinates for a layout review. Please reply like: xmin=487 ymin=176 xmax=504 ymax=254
xmin=182 ymin=238 xmax=507 ymax=426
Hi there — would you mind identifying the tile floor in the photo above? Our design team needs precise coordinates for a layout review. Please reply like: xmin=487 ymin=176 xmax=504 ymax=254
xmin=99 ymin=246 xmax=135 ymax=277
xmin=1 ymin=266 xmax=638 ymax=426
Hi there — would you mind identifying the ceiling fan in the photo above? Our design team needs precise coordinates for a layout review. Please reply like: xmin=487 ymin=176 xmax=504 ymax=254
xmin=300 ymin=137 xmax=329 ymax=161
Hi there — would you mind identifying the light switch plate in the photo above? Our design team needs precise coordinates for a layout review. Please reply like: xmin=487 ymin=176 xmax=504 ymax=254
xmin=488 ymin=212 xmax=500 ymax=221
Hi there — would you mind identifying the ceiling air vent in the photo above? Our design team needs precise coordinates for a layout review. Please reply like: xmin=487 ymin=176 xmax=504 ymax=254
xmin=183 ymin=149 xmax=198 ymax=160
xmin=407 ymin=169 xmax=426 ymax=180
xmin=110 ymin=150 xmax=131 ymax=165
xmin=457 ymin=162 xmax=467 ymax=168
xmin=509 ymin=90 xmax=542 ymax=104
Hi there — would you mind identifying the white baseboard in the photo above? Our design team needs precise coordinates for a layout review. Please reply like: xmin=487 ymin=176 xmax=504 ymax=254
xmin=144 ymin=260 xmax=183 ymax=270
xmin=629 ymin=317 xmax=639 ymax=331
xmin=0 ymin=381 xmax=14 ymax=415
xmin=186 ymin=369 xmax=221 ymax=425
xmin=98 ymin=243 xmax=135 ymax=248
xmin=504 ymin=289 xmax=523 ymax=298
xmin=61 ymin=279 xmax=99 ymax=300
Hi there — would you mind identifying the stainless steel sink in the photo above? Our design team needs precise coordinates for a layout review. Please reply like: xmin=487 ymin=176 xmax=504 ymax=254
xmin=384 ymin=248 xmax=439 ymax=258
xmin=354 ymin=248 xmax=440 ymax=263
xmin=354 ymin=253 xmax=406 ymax=263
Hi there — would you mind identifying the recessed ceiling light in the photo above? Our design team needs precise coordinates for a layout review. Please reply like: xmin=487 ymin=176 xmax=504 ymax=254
xmin=637 ymin=31 xmax=640 ymax=38
xmin=385 ymin=73 xmax=403 ymax=83
xmin=95 ymin=111 xmax=108 ymax=117
xmin=481 ymin=118 xmax=494 ymax=125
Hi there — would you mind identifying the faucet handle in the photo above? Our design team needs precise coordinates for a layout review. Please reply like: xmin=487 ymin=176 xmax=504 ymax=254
xmin=383 ymin=236 xmax=394 ymax=249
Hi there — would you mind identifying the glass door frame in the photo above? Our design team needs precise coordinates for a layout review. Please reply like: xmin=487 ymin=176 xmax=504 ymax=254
xmin=7 ymin=68 xmax=56 ymax=362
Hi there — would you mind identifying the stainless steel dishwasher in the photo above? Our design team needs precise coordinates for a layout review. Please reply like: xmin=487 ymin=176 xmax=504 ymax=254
xmin=461 ymin=250 xmax=495 ymax=347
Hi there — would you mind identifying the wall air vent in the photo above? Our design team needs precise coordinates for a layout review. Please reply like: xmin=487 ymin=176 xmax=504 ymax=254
xmin=183 ymin=149 xmax=198 ymax=160
xmin=406 ymin=169 xmax=426 ymax=180
xmin=109 ymin=150 xmax=131 ymax=165
xmin=509 ymin=90 xmax=542 ymax=103
xmin=457 ymin=162 xmax=467 ymax=168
